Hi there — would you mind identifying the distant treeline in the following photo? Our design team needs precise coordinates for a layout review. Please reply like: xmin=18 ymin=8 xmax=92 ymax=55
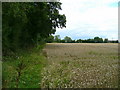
xmin=46 ymin=35 xmax=119 ymax=43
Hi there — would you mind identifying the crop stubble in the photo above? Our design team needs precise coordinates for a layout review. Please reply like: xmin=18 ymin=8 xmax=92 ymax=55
xmin=41 ymin=43 xmax=118 ymax=88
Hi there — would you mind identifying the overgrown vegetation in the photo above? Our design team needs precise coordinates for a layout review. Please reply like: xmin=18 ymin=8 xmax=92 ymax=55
xmin=2 ymin=2 xmax=118 ymax=89
xmin=2 ymin=2 xmax=66 ymax=55
xmin=2 ymin=2 xmax=66 ymax=88
xmin=3 ymin=46 xmax=47 ymax=88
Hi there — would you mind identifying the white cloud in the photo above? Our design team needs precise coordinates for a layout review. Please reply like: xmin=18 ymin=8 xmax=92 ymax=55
xmin=55 ymin=0 xmax=119 ymax=40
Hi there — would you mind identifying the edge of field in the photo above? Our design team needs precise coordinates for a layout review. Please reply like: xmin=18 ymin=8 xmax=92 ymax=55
xmin=2 ymin=45 xmax=47 ymax=88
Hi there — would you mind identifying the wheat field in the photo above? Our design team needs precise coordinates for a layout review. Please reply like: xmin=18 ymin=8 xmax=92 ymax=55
xmin=41 ymin=43 xmax=118 ymax=88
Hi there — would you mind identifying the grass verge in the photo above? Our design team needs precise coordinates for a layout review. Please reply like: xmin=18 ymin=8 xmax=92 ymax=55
xmin=2 ymin=45 xmax=47 ymax=88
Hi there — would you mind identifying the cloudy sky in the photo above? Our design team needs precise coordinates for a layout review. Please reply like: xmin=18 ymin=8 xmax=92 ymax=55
xmin=55 ymin=0 xmax=119 ymax=40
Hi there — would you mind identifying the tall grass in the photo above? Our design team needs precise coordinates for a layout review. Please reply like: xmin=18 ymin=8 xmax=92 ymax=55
xmin=2 ymin=45 xmax=47 ymax=88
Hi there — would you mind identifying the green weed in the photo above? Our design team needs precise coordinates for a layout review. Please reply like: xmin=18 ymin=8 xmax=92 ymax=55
xmin=2 ymin=47 xmax=47 ymax=88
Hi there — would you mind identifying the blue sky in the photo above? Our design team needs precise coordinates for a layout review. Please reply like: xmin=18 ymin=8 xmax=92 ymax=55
xmin=55 ymin=0 xmax=119 ymax=40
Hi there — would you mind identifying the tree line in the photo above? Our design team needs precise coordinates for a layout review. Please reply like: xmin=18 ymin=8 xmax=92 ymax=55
xmin=46 ymin=35 xmax=119 ymax=43
xmin=3 ymin=2 xmax=66 ymax=55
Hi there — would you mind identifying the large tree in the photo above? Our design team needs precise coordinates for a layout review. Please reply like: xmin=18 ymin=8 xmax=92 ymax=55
xmin=2 ymin=2 xmax=66 ymax=54
xmin=94 ymin=37 xmax=103 ymax=43
xmin=104 ymin=38 xmax=108 ymax=43
xmin=54 ymin=35 xmax=61 ymax=42
xmin=64 ymin=36 xmax=72 ymax=43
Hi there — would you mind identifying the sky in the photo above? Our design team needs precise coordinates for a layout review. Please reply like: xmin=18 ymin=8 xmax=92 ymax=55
xmin=55 ymin=0 xmax=119 ymax=40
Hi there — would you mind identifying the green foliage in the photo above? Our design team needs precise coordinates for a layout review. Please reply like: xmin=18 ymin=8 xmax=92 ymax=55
xmin=2 ymin=48 xmax=47 ymax=88
xmin=46 ymin=35 xmax=54 ymax=43
xmin=104 ymin=38 xmax=108 ymax=43
xmin=60 ymin=39 xmax=65 ymax=43
xmin=54 ymin=35 xmax=61 ymax=43
xmin=2 ymin=2 xmax=67 ymax=88
xmin=76 ymin=39 xmax=82 ymax=43
xmin=46 ymin=35 xmax=119 ymax=43
xmin=64 ymin=36 xmax=72 ymax=43
xmin=94 ymin=37 xmax=103 ymax=43
xmin=2 ymin=2 xmax=66 ymax=54
xmin=71 ymin=40 xmax=76 ymax=43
